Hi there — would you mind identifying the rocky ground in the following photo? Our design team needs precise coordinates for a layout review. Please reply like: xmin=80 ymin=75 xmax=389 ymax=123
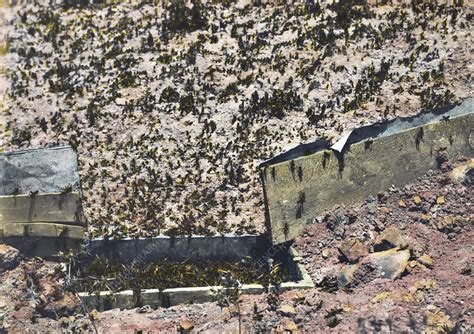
xmin=1 ymin=157 xmax=471 ymax=333
xmin=0 ymin=0 xmax=472 ymax=332
xmin=0 ymin=0 xmax=472 ymax=238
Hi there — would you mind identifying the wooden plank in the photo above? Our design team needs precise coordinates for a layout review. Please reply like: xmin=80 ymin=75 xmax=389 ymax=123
xmin=261 ymin=112 xmax=473 ymax=244
xmin=0 ymin=192 xmax=84 ymax=225
xmin=0 ymin=222 xmax=85 ymax=239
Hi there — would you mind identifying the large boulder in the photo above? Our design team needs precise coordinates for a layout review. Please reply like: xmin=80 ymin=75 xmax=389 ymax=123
xmin=368 ymin=248 xmax=410 ymax=279
xmin=373 ymin=226 xmax=408 ymax=251
xmin=0 ymin=243 xmax=20 ymax=271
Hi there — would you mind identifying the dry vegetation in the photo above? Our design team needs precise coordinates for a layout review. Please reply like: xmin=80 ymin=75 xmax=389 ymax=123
xmin=0 ymin=0 xmax=472 ymax=239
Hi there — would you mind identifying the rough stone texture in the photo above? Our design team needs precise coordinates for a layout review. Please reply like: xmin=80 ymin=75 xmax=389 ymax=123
xmin=337 ymin=264 xmax=360 ymax=288
xmin=278 ymin=305 xmax=297 ymax=317
xmin=0 ymin=243 xmax=19 ymax=270
xmin=418 ymin=254 xmax=433 ymax=268
xmin=338 ymin=239 xmax=369 ymax=263
xmin=368 ymin=248 xmax=410 ymax=280
xmin=262 ymin=102 xmax=473 ymax=244
xmin=0 ymin=146 xmax=80 ymax=196
xmin=373 ymin=226 xmax=408 ymax=251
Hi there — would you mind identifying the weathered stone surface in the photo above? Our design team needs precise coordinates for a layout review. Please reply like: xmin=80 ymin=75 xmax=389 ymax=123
xmin=337 ymin=264 xmax=360 ymax=287
xmin=260 ymin=102 xmax=473 ymax=244
xmin=374 ymin=226 xmax=408 ymax=251
xmin=278 ymin=304 xmax=297 ymax=317
xmin=418 ymin=254 xmax=433 ymax=268
xmin=321 ymin=248 xmax=331 ymax=259
xmin=339 ymin=239 xmax=368 ymax=263
xmin=179 ymin=319 xmax=194 ymax=331
xmin=369 ymin=248 xmax=410 ymax=279
xmin=449 ymin=158 xmax=474 ymax=183
xmin=0 ymin=243 xmax=19 ymax=270
xmin=0 ymin=146 xmax=80 ymax=196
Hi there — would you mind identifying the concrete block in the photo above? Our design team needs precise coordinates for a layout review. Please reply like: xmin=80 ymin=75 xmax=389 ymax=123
xmin=88 ymin=235 xmax=268 ymax=262
xmin=162 ymin=287 xmax=216 ymax=307
xmin=0 ymin=146 xmax=85 ymax=242
xmin=74 ymin=246 xmax=314 ymax=310
xmin=261 ymin=99 xmax=473 ymax=244
xmin=78 ymin=290 xmax=137 ymax=311
xmin=139 ymin=289 xmax=161 ymax=308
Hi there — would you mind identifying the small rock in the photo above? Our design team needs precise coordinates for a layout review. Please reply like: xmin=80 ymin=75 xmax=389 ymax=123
xmin=321 ymin=248 xmax=331 ymax=259
xmin=371 ymin=291 xmax=391 ymax=304
xmin=179 ymin=319 xmax=194 ymax=331
xmin=286 ymin=320 xmax=299 ymax=332
xmin=89 ymin=309 xmax=100 ymax=320
xmin=398 ymin=200 xmax=406 ymax=208
xmin=436 ymin=195 xmax=445 ymax=205
xmin=337 ymin=264 xmax=359 ymax=287
xmin=379 ymin=207 xmax=391 ymax=214
xmin=449 ymin=159 xmax=474 ymax=183
xmin=339 ymin=239 xmax=369 ymax=263
xmin=0 ymin=244 xmax=20 ymax=270
xmin=279 ymin=304 xmax=297 ymax=317
xmin=413 ymin=195 xmax=422 ymax=205
xmin=374 ymin=226 xmax=408 ymax=251
xmin=419 ymin=214 xmax=431 ymax=222
xmin=418 ymin=254 xmax=433 ymax=268
xmin=137 ymin=305 xmax=152 ymax=313
xmin=369 ymin=248 xmax=410 ymax=279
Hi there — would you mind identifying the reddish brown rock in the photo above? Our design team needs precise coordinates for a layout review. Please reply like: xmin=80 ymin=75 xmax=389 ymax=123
xmin=374 ymin=226 xmax=408 ymax=251
xmin=338 ymin=239 xmax=369 ymax=263
xmin=0 ymin=243 xmax=20 ymax=271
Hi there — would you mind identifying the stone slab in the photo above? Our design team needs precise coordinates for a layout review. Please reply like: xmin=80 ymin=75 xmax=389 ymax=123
xmin=0 ymin=146 xmax=81 ymax=196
